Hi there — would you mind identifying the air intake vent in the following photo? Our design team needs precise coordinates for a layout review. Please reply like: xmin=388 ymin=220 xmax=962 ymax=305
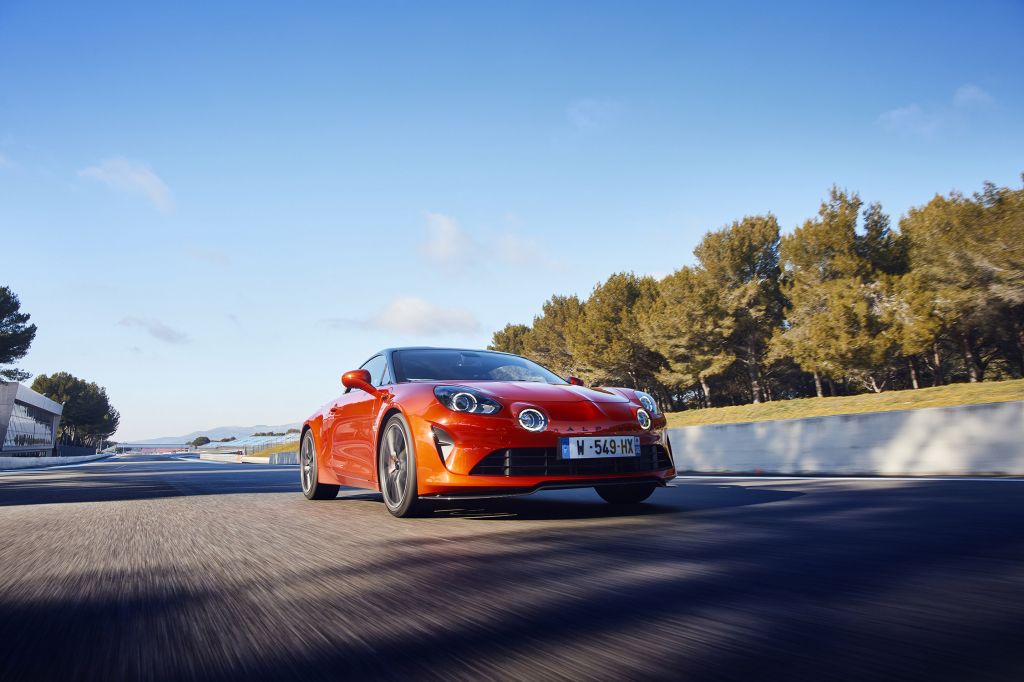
xmin=469 ymin=444 xmax=671 ymax=477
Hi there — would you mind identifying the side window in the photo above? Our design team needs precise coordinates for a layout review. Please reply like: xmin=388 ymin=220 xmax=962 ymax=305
xmin=360 ymin=355 xmax=387 ymax=388
xmin=379 ymin=361 xmax=393 ymax=386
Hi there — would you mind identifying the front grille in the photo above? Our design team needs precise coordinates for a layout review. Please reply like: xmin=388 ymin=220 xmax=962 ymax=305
xmin=469 ymin=444 xmax=672 ymax=477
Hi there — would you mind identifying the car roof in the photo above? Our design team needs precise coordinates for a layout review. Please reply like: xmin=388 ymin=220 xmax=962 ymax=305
xmin=375 ymin=347 xmax=518 ymax=358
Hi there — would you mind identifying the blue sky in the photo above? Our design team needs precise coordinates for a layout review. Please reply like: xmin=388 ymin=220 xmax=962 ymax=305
xmin=2 ymin=1 xmax=1022 ymax=439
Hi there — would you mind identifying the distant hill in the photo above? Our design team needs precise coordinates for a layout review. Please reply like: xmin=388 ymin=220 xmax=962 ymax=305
xmin=133 ymin=423 xmax=302 ymax=444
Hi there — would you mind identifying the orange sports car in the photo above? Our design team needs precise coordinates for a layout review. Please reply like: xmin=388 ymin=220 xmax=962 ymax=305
xmin=300 ymin=347 xmax=675 ymax=516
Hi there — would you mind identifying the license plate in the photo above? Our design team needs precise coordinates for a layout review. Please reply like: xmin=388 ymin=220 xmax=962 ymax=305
xmin=560 ymin=435 xmax=641 ymax=459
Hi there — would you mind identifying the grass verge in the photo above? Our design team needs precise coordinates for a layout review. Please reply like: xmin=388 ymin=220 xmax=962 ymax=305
xmin=246 ymin=440 xmax=299 ymax=457
xmin=664 ymin=378 xmax=1024 ymax=428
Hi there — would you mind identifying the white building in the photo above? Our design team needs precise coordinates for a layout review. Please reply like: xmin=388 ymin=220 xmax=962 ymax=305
xmin=0 ymin=382 xmax=63 ymax=457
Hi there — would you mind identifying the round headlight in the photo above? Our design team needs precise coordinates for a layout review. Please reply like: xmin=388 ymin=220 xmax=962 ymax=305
xmin=636 ymin=408 xmax=651 ymax=430
xmin=434 ymin=386 xmax=503 ymax=414
xmin=636 ymin=391 xmax=658 ymax=414
xmin=451 ymin=392 xmax=478 ymax=412
xmin=518 ymin=408 xmax=547 ymax=432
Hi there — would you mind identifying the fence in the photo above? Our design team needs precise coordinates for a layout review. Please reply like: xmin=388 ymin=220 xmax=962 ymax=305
xmin=197 ymin=434 xmax=301 ymax=456
xmin=56 ymin=444 xmax=98 ymax=458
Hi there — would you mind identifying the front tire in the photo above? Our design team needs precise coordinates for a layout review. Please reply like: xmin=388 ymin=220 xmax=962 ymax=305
xmin=378 ymin=413 xmax=425 ymax=518
xmin=301 ymin=432 xmax=339 ymax=500
xmin=595 ymin=482 xmax=657 ymax=505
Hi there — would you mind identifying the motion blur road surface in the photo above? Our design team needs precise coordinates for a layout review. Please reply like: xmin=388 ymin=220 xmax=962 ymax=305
xmin=1 ymin=454 xmax=1023 ymax=681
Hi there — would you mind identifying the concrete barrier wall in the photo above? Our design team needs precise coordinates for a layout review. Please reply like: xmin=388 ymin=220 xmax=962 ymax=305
xmin=0 ymin=452 xmax=109 ymax=471
xmin=667 ymin=400 xmax=1024 ymax=476
xmin=199 ymin=452 xmax=298 ymax=465
xmin=200 ymin=453 xmax=243 ymax=463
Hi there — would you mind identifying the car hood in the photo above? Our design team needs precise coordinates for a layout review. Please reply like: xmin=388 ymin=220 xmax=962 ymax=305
xmin=453 ymin=381 xmax=631 ymax=404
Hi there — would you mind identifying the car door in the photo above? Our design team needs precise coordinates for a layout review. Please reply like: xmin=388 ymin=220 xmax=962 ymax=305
xmin=326 ymin=354 xmax=388 ymax=482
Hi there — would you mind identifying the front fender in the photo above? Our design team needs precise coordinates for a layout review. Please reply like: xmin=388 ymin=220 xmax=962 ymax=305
xmin=303 ymin=412 xmax=341 ymax=486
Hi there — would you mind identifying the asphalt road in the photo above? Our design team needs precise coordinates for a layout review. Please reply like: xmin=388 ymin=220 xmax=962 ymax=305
xmin=1 ymin=455 xmax=1023 ymax=682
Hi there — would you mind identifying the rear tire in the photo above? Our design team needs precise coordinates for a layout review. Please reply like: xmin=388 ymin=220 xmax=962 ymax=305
xmin=378 ymin=413 xmax=425 ymax=518
xmin=595 ymin=482 xmax=657 ymax=505
xmin=301 ymin=431 xmax=339 ymax=500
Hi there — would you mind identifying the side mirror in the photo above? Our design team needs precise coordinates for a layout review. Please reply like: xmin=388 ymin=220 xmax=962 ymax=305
xmin=342 ymin=369 xmax=377 ymax=395
xmin=567 ymin=376 xmax=584 ymax=386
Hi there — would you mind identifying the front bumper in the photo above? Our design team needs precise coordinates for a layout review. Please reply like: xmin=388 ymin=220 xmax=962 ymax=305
xmin=418 ymin=476 xmax=670 ymax=500
xmin=406 ymin=404 xmax=676 ymax=497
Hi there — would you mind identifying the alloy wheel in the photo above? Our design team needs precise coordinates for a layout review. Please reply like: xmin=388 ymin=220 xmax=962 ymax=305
xmin=381 ymin=423 xmax=409 ymax=510
xmin=301 ymin=434 xmax=315 ymax=493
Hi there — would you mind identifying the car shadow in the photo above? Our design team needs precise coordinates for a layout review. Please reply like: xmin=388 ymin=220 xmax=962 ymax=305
xmin=335 ymin=490 xmax=383 ymax=502
xmin=2 ymin=481 xmax=1023 ymax=682
xmin=422 ymin=483 xmax=803 ymax=521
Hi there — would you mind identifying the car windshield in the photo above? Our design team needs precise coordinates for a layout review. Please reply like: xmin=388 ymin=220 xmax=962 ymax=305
xmin=393 ymin=349 xmax=567 ymax=385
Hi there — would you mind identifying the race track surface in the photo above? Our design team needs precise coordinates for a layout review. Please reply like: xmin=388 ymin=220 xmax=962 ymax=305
xmin=1 ymin=454 xmax=1023 ymax=681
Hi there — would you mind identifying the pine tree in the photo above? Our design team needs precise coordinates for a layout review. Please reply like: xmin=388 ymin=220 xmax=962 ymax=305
xmin=858 ymin=202 xmax=908 ymax=276
xmin=31 ymin=372 xmax=120 ymax=446
xmin=0 ymin=286 xmax=38 ymax=382
xmin=900 ymin=192 xmax=995 ymax=382
xmin=694 ymin=215 xmax=784 ymax=403
xmin=969 ymin=180 xmax=1024 ymax=376
xmin=488 ymin=324 xmax=531 ymax=356
xmin=640 ymin=267 xmax=733 ymax=406
xmin=570 ymin=273 xmax=663 ymax=391
xmin=776 ymin=188 xmax=899 ymax=393
xmin=522 ymin=294 xmax=584 ymax=376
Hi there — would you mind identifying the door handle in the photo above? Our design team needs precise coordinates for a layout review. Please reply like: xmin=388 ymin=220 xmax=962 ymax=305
xmin=329 ymin=406 xmax=342 ymax=414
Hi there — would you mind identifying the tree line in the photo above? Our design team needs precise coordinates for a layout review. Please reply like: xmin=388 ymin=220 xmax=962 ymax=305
xmin=31 ymin=372 xmax=120 ymax=447
xmin=191 ymin=436 xmax=239 ymax=447
xmin=489 ymin=177 xmax=1024 ymax=411
xmin=0 ymin=286 xmax=119 ymax=447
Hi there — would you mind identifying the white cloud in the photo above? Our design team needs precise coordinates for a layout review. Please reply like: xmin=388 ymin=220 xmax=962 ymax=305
xmin=420 ymin=211 xmax=477 ymax=264
xmin=877 ymin=104 xmax=942 ymax=137
xmin=372 ymin=297 xmax=480 ymax=335
xmin=324 ymin=296 xmax=480 ymax=337
xmin=79 ymin=157 xmax=174 ymax=211
xmin=878 ymin=84 xmax=997 ymax=137
xmin=119 ymin=316 xmax=190 ymax=344
xmin=419 ymin=211 xmax=555 ymax=270
xmin=567 ymin=98 xmax=621 ymax=132
xmin=496 ymin=231 xmax=557 ymax=268
xmin=953 ymin=84 xmax=995 ymax=110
